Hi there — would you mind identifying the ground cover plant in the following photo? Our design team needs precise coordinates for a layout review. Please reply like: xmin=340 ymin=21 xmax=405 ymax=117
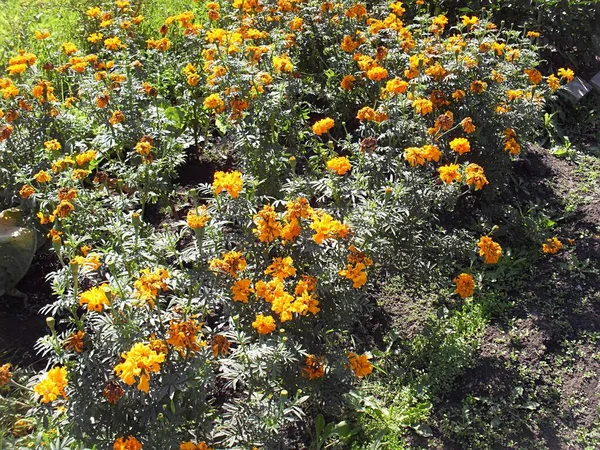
xmin=0 ymin=0 xmax=598 ymax=449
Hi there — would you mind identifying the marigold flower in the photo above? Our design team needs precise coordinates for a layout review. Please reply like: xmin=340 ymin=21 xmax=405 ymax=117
xmin=134 ymin=268 xmax=169 ymax=307
xmin=104 ymin=37 xmax=124 ymax=50
xmin=557 ymin=67 xmax=574 ymax=82
xmin=19 ymin=185 xmax=35 ymax=199
xmin=327 ymin=156 xmax=352 ymax=175
xmin=450 ymin=137 xmax=471 ymax=155
xmin=309 ymin=211 xmax=350 ymax=244
xmin=265 ymin=256 xmax=296 ymax=279
xmin=203 ymin=93 xmax=225 ymax=113
xmin=167 ymin=319 xmax=205 ymax=353
xmin=34 ymin=367 xmax=68 ymax=403
xmin=477 ymin=236 xmax=502 ymax=264
xmin=527 ymin=31 xmax=540 ymax=38
xmin=461 ymin=15 xmax=479 ymax=28
xmin=366 ymin=66 xmax=388 ymax=81
xmin=470 ymin=80 xmax=487 ymax=94
xmin=213 ymin=170 xmax=243 ymax=198
xmin=103 ymin=381 xmax=124 ymax=405
xmin=547 ymin=74 xmax=560 ymax=91
xmin=64 ymin=331 xmax=85 ymax=353
xmin=35 ymin=30 xmax=51 ymax=40
xmin=412 ymin=97 xmax=433 ymax=115
xmin=231 ymin=278 xmax=254 ymax=302
xmin=0 ymin=124 xmax=13 ymax=141
xmin=187 ymin=206 xmax=210 ymax=229
xmin=454 ymin=273 xmax=475 ymax=298
xmin=340 ymin=35 xmax=360 ymax=53
xmin=79 ymin=285 xmax=110 ymax=312
xmin=439 ymin=164 xmax=462 ymax=185
xmin=542 ymin=237 xmax=562 ymax=254
xmin=114 ymin=342 xmax=165 ymax=393
xmin=461 ymin=117 xmax=476 ymax=134
xmin=210 ymin=335 xmax=230 ymax=357
xmin=465 ymin=163 xmax=489 ymax=190
xmin=109 ymin=110 xmax=125 ymax=125
xmin=452 ymin=89 xmax=466 ymax=101
xmin=44 ymin=139 xmax=62 ymax=151
xmin=524 ymin=68 xmax=542 ymax=85
xmin=114 ymin=436 xmax=143 ymax=450
xmin=302 ymin=355 xmax=325 ymax=380
xmin=347 ymin=352 xmax=372 ymax=377
xmin=180 ymin=442 xmax=212 ymax=450
xmin=252 ymin=314 xmax=276 ymax=335
xmin=341 ymin=75 xmax=356 ymax=90
xmin=0 ymin=363 xmax=12 ymax=386
xmin=253 ymin=204 xmax=282 ymax=242
xmin=53 ymin=200 xmax=75 ymax=218
xmin=339 ymin=262 xmax=368 ymax=288
xmin=273 ymin=54 xmax=293 ymax=73
xmin=209 ymin=250 xmax=247 ymax=277
xmin=313 ymin=117 xmax=335 ymax=135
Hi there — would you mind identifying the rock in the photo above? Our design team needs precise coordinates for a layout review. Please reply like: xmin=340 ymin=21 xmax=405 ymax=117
xmin=590 ymin=71 xmax=600 ymax=93
xmin=560 ymin=76 xmax=592 ymax=103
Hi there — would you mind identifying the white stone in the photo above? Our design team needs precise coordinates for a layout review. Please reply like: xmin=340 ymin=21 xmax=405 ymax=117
xmin=561 ymin=76 xmax=592 ymax=103
xmin=590 ymin=71 xmax=600 ymax=92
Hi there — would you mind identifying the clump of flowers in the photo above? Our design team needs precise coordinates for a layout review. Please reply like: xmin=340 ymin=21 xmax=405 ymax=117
xmin=542 ymin=237 xmax=562 ymax=254
xmin=34 ymin=367 xmax=68 ymax=403
xmin=133 ymin=268 xmax=170 ymax=307
xmin=212 ymin=171 xmax=243 ymax=198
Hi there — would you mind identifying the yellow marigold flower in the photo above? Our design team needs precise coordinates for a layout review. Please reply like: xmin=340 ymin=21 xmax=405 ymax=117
xmin=477 ymin=236 xmax=502 ymax=264
xmin=412 ymin=97 xmax=433 ymax=115
xmin=167 ymin=319 xmax=205 ymax=353
xmin=557 ymin=67 xmax=574 ymax=82
xmin=385 ymin=77 xmax=408 ymax=95
xmin=453 ymin=273 xmax=475 ymax=298
xmin=450 ymin=137 xmax=471 ymax=155
xmin=104 ymin=36 xmax=123 ymax=51
xmin=35 ymin=30 xmax=51 ymax=40
xmin=347 ymin=352 xmax=372 ymax=377
xmin=465 ymin=163 xmax=488 ymax=190
xmin=366 ymin=66 xmax=388 ymax=81
xmin=134 ymin=268 xmax=169 ymax=307
xmin=204 ymin=93 xmax=225 ymax=113
xmin=180 ymin=441 xmax=212 ymax=450
xmin=187 ymin=206 xmax=210 ymax=229
xmin=44 ymin=139 xmax=62 ymax=151
xmin=88 ymin=33 xmax=104 ymax=43
xmin=302 ymin=355 xmax=325 ymax=380
xmin=57 ymin=187 xmax=77 ymax=202
xmin=527 ymin=31 xmax=540 ymax=38
xmin=210 ymin=335 xmax=230 ymax=357
xmin=461 ymin=117 xmax=476 ymax=134
xmin=62 ymin=42 xmax=78 ymax=55
xmin=542 ymin=237 xmax=562 ymax=254
xmin=252 ymin=314 xmax=276 ymax=335
xmin=213 ymin=170 xmax=243 ymax=198
xmin=310 ymin=211 xmax=350 ymax=244
xmin=470 ymin=80 xmax=487 ymax=94
xmin=19 ymin=185 xmax=35 ymax=199
xmin=547 ymin=74 xmax=560 ymax=91
xmin=290 ymin=16 xmax=304 ymax=31
xmin=313 ymin=117 xmax=335 ymax=135
xmin=341 ymin=74 xmax=356 ymax=90
xmin=34 ymin=367 xmax=68 ymax=403
xmin=461 ymin=15 xmax=479 ymax=28
xmin=0 ymin=363 xmax=12 ymax=386
xmin=265 ymin=256 xmax=296 ymax=279
xmin=345 ymin=3 xmax=367 ymax=19
xmin=524 ymin=68 xmax=543 ymax=85
xmin=79 ymin=285 xmax=110 ymax=312
xmin=439 ymin=164 xmax=462 ymax=185
xmin=209 ymin=250 xmax=246 ymax=277
xmin=114 ymin=436 xmax=143 ymax=450
xmin=505 ymin=138 xmax=521 ymax=155
xmin=187 ymin=73 xmax=200 ymax=86
xmin=273 ymin=54 xmax=293 ymax=73
xmin=506 ymin=48 xmax=521 ymax=62
xmin=231 ymin=278 xmax=254 ymax=302
xmin=327 ymin=156 xmax=351 ymax=175
xmin=114 ymin=342 xmax=165 ymax=393
xmin=75 ymin=150 xmax=96 ymax=166
xmin=253 ymin=204 xmax=282 ymax=242
xmin=64 ymin=331 xmax=85 ymax=353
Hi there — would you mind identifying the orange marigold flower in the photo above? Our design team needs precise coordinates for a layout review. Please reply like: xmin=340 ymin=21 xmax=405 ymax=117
xmin=542 ymin=237 xmax=562 ymax=254
xmin=53 ymin=200 xmax=74 ymax=218
xmin=231 ymin=278 xmax=254 ymax=302
xmin=347 ymin=352 xmax=372 ymax=377
xmin=64 ymin=331 xmax=85 ymax=353
xmin=461 ymin=117 xmax=476 ymax=134
xmin=19 ymin=185 xmax=35 ymax=199
xmin=547 ymin=74 xmax=560 ymax=91
xmin=450 ymin=137 xmax=471 ymax=155
xmin=210 ymin=334 xmax=230 ymax=357
xmin=470 ymin=80 xmax=487 ymax=94
xmin=439 ymin=164 xmax=462 ymax=185
xmin=465 ymin=163 xmax=488 ymax=190
xmin=309 ymin=211 xmax=350 ymax=244
xmin=187 ymin=206 xmax=210 ymax=229
xmin=265 ymin=256 xmax=296 ymax=279
xmin=477 ymin=236 xmax=502 ymax=264
xmin=180 ymin=442 xmax=212 ymax=450
xmin=327 ymin=156 xmax=351 ymax=175
xmin=114 ymin=436 xmax=143 ymax=450
xmin=166 ymin=319 xmax=205 ymax=353
xmin=452 ymin=89 xmax=466 ymax=101
xmin=252 ymin=314 xmax=276 ymax=335
xmin=253 ymin=204 xmax=282 ymax=242
xmin=273 ymin=54 xmax=293 ymax=73
xmin=34 ymin=367 xmax=68 ymax=403
xmin=341 ymin=75 xmax=356 ymax=90
xmin=302 ymin=355 xmax=325 ymax=380
xmin=524 ymin=68 xmax=542 ymax=85
xmin=412 ymin=97 xmax=433 ymax=115
xmin=453 ymin=273 xmax=475 ymax=298
xmin=313 ymin=117 xmax=335 ymax=135
xmin=0 ymin=363 xmax=12 ymax=386
xmin=203 ymin=93 xmax=225 ymax=113
xmin=366 ymin=66 xmax=388 ymax=81
xmin=103 ymin=381 xmax=124 ymax=405
xmin=109 ymin=110 xmax=125 ymax=125
xmin=79 ymin=285 xmax=110 ymax=312
xmin=209 ymin=250 xmax=247 ymax=278
xmin=133 ymin=268 xmax=169 ymax=307
xmin=213 ymin=170 xmax=243 ymax=198
xmin=339 ymin=262 xmax=368 ymax=288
